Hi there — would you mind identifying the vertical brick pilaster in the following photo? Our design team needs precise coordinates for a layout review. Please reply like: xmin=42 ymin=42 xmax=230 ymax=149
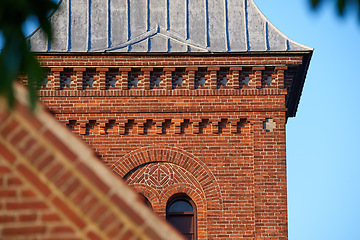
xmin=79 ymin=122 xmax=87 ymax=135
xmin=210 ymin=118 xmax=220 ymax=134
xmin=51 ymin=68 xmax=63 ymax=91
xmin=155 ymin=121 xmax=163 ymax=134
xmin=229 ymin=119 xmax=238 ymax=134
xmin=230 ymin=67 xmax=242 ymax=89
xmin=207 ymin=67 xmax=219 ymax=89
xmin=253 ymin=67 xmax=265 ymax=89
xmin=118 ymin=120 xmax=127 ymax=135
xmin=96 ymin=68 xmax=108 ymax=90
xmin=119 ymin=68 xmax=131 ymax=90
xmin=136 ymin=119 xmax=147 ymax=135
xmin=163 ymin=68 xmax=175 ymax=90
xmin=192 ymin=118 xmax=201 ymax=134
xmin=141 ymin=68 xmax=152 ymax=90
xmin=74 ymin=68 xmax=85 ymax=91
xmin=275 ymin=66 xmax=287 ymax=89
xmin=186 ymin=68 xmax=197 ymax=90
xmin=98 ymin=120 xmax=107 ymax=135
xmin=173 ymin=119 xmax=183 ymax=134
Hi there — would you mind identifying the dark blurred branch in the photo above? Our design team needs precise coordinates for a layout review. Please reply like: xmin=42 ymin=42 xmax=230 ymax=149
xmin=311 ymin=0 xmax=360 ymax=18
xmin=0 ymin=0 xmax=58 ymax=110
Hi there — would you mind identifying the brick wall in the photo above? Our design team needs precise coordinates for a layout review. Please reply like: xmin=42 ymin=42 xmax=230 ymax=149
xmin=32 ymin=54 xmax=306 ymax=239
xmin=0 ymin=84 xmax=184 ymax=240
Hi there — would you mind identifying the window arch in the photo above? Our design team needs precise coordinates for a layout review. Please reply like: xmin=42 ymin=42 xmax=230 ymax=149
xmin=166 ymin=195 xmax=197 ymax=240
xmin=139 ymin=193 xmax=152 ymax=210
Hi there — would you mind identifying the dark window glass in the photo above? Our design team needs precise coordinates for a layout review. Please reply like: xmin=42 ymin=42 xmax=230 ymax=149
xmin=166 ymin=196 xmax=196 ymax=240
xmin=169 ymin=200 xmax=193 ymax=212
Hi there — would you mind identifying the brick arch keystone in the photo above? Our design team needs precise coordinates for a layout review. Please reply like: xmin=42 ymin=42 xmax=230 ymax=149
xmin=111 ymin=146 xmax=223 ymax=214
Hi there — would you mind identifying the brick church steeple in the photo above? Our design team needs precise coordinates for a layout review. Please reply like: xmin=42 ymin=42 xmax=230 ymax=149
xmin=27 ymin=0 xmax=312 ymax=239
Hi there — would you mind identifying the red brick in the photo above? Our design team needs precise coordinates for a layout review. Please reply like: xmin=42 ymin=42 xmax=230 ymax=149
xmin=7 ymin=177 xmax=22 ymax=185
xmin=51 ymin=68 xmax=64 ymax=72
xmin=99 ymin=213 xmax=116 ymax=229
xmin=144 ymin=226 xmax=163 ymax=240
xmin=21 ymin=189 xmax=37 ymax=198
xmin=2 ymin=226 xmax=46 ymax=235
xmin=0 ymin=109 xmax=10 ymax=123
xmin=37 ymin=154 xmax=55 ymax=170
xmin=74 ymin=67 xmax=86 ymax=72
xmin=76 ymin=162 xmax=110 ymax=194
xmin=87 ymin=231 xmax=103 ymax=240
xmin=111 ymin=194 xmax=144 ymax=225
xmin=120 ymin=229 xmax=134 ymax=240
xmin=45 ymin=162 xmax=63 ymax=180
xmin=18 ymin=137 xmax=37 ymax=155
xmin=50 ymin=226 xmax=75 ymax=234
xmin=7 ymin=201 xmax=48 ymax=210
xmin=19 ymin=213 xmax=37 ymax=222
xmin=0 ymin=166 xmax=11 ymax=173
xmin=9 ymin=128 xmax=28 ymax=146
xmin=51 ymin=196 xmax=86 ymax=229
xmin=0 ymin=141 xmax=16 ymax=163
xmin=96 ymin=68 xmax=109 ymax=72
xmin=27 ymin=145 xmax=46 ymax=163
xmin=90 ymin=204 xmax=107 ymax=222
xmin=41 ymin=213 xmax=61 ymax=222
xmin=0 ymin=119 xmax=19 ymax=138
xmin=42 ymin=129 xmax=77 ymax=161
xmin=17 ymin=163 xmax=51 ymax=196
xmin=107 ymin=222 xmax=124 ymax=238
xmin=0 ymin=215 xmax=15 ymax=223
xmin=0 ymin=190 xmax=16 ymax=198
xmin=15 ymin=103 xmax=43 ymax=130
xmin=72 ymin=187 xmax=90 ymax=205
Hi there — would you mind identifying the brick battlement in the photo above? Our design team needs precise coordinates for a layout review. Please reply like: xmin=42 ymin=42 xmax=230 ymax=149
xmin=34 ymin=66 xmax=287 ymax=92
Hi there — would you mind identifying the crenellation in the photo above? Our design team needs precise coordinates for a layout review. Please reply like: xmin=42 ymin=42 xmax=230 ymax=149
xmin=35 ymin=64 xmax=298 ymax=97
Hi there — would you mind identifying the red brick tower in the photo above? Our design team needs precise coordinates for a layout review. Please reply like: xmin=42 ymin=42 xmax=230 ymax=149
xmin=28 ymin=0 xmax=312 ymax=239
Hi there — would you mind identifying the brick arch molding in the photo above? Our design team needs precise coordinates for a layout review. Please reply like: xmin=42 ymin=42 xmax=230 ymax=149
xmin=111 ymin=146 xmax=223 ymax=214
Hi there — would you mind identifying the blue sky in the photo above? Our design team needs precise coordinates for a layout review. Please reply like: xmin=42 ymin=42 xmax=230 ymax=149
xmin=1 ymin=1 xmax=359 ymax=239
xmin=256 ymin=1 xmax=360 ymax=239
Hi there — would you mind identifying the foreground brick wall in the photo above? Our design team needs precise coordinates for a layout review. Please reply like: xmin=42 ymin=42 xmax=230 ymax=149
xmin=32 ymin=54 xmax=306 ymax=239
xmin=0 ymin=85 xmax=184 ymax=240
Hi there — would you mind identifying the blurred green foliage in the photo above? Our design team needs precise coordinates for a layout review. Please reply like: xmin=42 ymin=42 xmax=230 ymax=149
xmin=0 ymin=0 xmax=57 ymax=110
xmin=311 ymin=0 xmax=360 ymax=17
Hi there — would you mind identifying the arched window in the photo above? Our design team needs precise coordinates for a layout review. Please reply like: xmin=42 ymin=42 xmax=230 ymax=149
xmin=166 ymin=196 xmax=196 ymax=240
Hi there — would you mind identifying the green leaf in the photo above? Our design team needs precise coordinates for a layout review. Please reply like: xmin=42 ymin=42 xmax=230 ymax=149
xmin=337 ymin=0 xmax=346 ymax=15
xmin=0 ymin=0 xmax=57 ymax=110
xmin=311 ymin=0 xmax=321 ymax=8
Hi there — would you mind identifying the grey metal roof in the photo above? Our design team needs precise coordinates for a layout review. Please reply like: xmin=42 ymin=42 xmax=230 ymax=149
xmin=28 ymin=0 xmax=312 ymax=53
